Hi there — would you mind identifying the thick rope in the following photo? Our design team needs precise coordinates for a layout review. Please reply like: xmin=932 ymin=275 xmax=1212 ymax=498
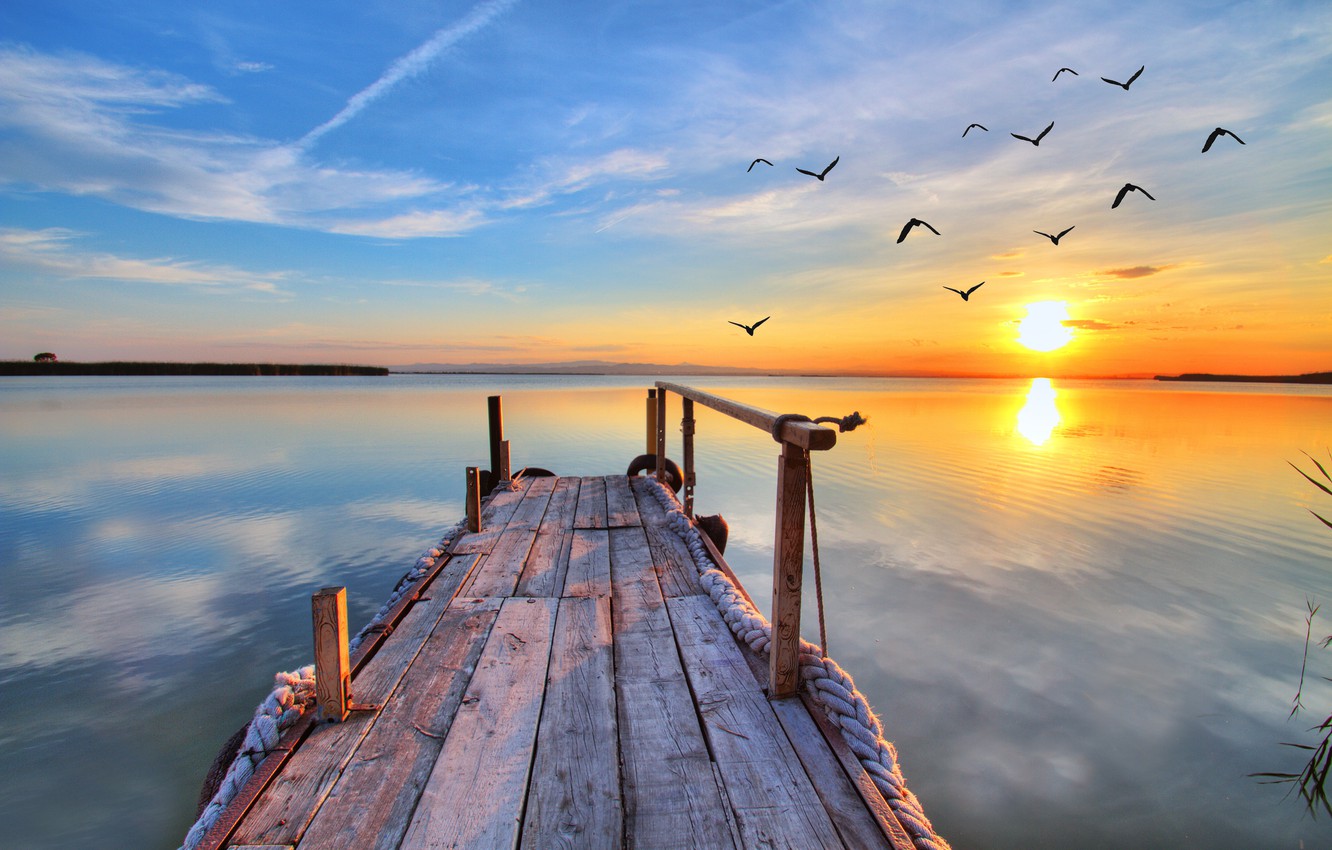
xmin=646 ymin=475 xmax=950 ymax=850
xmin=177 ymin=520 xmax=465 ymax=850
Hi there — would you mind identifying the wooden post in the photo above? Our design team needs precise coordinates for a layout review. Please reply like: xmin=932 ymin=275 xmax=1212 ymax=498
xmin=655 ymin=387 xmax=667 ymax=479
xmin=488 ymin=395 xmax=504 ymax=490
xmin=645 ymin=389 xmax=657 ymax=456
xmin=769 ymin=441 xmax=807 ymax=699
xmin=498 ymin=440 xmax=511 ymax=482
xmin=466 ymin=466 xmax=482 ymax=532
xmin=681 ymin=397 xmax=696 ymax=515
xmin=312 ymin=586 xmax=350 ymax=722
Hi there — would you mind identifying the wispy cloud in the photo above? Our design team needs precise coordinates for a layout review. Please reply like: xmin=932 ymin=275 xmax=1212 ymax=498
xmin=0 ymin=227 xmax=288 ymax=293
xmin=1098 ymin=265 xmax=1177 ymax=279
xmin=298 ymin=0 xmax=519 ymax=149
xmin=0 ymin=44 xmax=471 ymax=235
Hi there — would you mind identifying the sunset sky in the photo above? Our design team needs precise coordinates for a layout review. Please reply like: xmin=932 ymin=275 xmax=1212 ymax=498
xmin=1 ymin=0 xmax=1329 ymax=377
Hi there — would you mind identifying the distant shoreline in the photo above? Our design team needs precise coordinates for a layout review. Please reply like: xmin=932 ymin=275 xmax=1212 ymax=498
xmin=1154 ymin=371 xmax=1332 ymax=385
xmin=1 ymin=361 xmax=388 ymax=376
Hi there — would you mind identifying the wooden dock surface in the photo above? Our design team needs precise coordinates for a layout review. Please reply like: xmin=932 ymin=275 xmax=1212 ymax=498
xmin=213 ymin=474 xmax=913 ymax=850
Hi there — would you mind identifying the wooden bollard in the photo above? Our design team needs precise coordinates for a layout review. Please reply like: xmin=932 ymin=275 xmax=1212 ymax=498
xmin=466 ymin=466 xmax=482 ymax=532
xmin=769 ymin=441 xmax=808 ymax=699
xmin=312 ymin=586 xmax=350 ymax=722
xmin=487 ymin=396 xmax=504 ymax=491
xmin=498 ymin=439 xmax=511 ymax=483
xmin=655 ymin=387 xmax=667 ymax=480
xmin=682 ymin=398 xmax=696 ymax=516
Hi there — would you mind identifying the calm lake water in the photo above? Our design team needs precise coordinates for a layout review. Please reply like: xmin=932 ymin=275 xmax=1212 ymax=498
xmin=1 ymin=374 xmax=1330 ymax=849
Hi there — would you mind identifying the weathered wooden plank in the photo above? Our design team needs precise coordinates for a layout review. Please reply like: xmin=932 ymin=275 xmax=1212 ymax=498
xmin=450 ymin=478 xmax=531 ymax=554
xmin=520 ymin=595 xmax=621 ymax=849
xmin=515 ymin=477 xmax=580 ymax=597
xmin=460 ymin=527 xmax=537 ymax=598
xmin=229 ymin=584 xmax=463 ymax=846
xmin=629 ymin=476 xmax=702 ymax=599
xmin=609 ymin=526 xmax=736 ymax=849
xmin=605 ymin=474 xmax=641 ymax=527
xmin=769 ymin=441 xmax=807 ymax=698
xmin=562 ymin=528 xmax=610 ymax=598
xmin=666 ymin=594 xmax=846 ymax=849
xmin=573 ymin=475 xmax=607 ymax=529
xmin=401 ymin=597 xmax=557 ymax=849
xmin=505 ymin=474 xmax=557 ymax=529
xmin=293 ymin=597 xmax=503 ymax=850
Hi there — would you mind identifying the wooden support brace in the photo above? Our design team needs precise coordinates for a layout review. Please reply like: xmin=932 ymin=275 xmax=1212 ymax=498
xmin=682 ymin=397 xmax=696 ymax=516
xmin=769 ymin=441 xmax=808 ymax=699
xmin=466 ymin=466 xmax=482 ymax=532
xmin=655 ymin=387 xmax=667 ymax=479
xmin=312 ymin=586 xmax=350 ymax=722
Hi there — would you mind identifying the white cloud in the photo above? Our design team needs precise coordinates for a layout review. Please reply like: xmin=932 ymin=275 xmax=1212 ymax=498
xmin=0 ymin=227 xmax=288 ymax=293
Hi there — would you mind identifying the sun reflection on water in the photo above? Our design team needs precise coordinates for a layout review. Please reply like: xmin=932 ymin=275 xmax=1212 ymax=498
xmin=1017 ymin=377 xmax=1060 ymax=446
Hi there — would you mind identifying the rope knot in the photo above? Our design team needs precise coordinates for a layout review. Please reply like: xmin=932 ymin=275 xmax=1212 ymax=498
xmin=813 ymin=410 xmax=869 ymax=432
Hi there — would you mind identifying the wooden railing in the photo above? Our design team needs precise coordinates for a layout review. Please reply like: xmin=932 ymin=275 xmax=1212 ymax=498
xmin=649 ymin=381 xmax=839 ymax=700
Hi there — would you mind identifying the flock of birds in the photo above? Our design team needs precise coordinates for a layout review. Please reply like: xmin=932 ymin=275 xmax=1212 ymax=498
xmin=728 ymin=63 xmax=1246 ymax=331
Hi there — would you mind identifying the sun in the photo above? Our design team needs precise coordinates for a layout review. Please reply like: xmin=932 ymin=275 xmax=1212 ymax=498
xmin=1017 ymin=301 xmax=1075 ymax=352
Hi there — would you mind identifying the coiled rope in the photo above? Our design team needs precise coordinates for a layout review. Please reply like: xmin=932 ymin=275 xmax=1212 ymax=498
xmin=645 ymin=474 xmax=951 ymax=850
xmin=177 ymin=520 xmax=466 ymax=850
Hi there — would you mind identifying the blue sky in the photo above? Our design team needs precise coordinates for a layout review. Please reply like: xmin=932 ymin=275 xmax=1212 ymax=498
xmin=1 ymin=0 xmax=1329 ymax=375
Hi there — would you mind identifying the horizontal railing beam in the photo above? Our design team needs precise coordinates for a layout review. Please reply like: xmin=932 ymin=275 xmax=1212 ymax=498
xmin=654 ymin=381 xmax=837 ymax=451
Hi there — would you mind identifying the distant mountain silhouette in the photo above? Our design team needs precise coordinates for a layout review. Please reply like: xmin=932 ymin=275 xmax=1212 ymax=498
xmin=1155 ymin=371 xmax=1332 ymax=384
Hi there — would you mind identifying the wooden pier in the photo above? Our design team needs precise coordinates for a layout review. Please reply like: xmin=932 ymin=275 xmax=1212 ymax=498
xmin=194 ymin=385 xmax=924 ymax=850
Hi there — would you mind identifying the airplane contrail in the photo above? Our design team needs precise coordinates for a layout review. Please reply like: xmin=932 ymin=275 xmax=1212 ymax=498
xmin=299 ymin=0 xmax=518 ymax=148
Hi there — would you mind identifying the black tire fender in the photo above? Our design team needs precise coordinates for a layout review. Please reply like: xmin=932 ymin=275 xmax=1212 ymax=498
xmin=626 ymin=454 xmax=684 ymax=493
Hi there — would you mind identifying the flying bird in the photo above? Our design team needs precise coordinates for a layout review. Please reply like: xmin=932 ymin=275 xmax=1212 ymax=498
xmin=729 ymin=317 xmax=770 ymax=336
xmin=1201 ymin=127 xmax=1245 ymax=153
xmin=1101 ymin=65 xmax=1144 ymax=90
xmin=963 ymin=123 xmax=989 ymax=137
xmin=1111 ymin=183 xmax=1155 ymax=208
xmin=747 ymin=158 xmax=774 ymax=172
xmin=1011 ymin=121 xmax=1053 ymax=146
xmin=897 ymin=218 xmax=940 ymax=243
xmin=796 ymin=156 xmax=839 ymax=181
xmin=1052 ymin=67 xmax=1079 ymax=80
xmin=1034 ymin=226 xmax=1076 ymax=245
xmin=943 ymin=281 xmax=985 ymax=301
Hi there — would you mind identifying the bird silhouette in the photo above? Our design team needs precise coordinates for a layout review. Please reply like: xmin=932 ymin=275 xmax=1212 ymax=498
xmin=729 ymin=317 xmax=770 ymax=336
xmin=1052 ymin=67 xmax=1079 ymax=80
xmin=963 ymin=123 xmax=989 ymax=137
xmin=747 ymin=158 xmax=774 ymax=172
xmin=1201 ymin=127 xmax=1245 ymax=153
xmin=796 ymin=156 xmax=839 ymax=181
xmin=943 ymin=281 xmax=985 ymax=301
xmin=897 ymin=218 xmax=940 ymax=243
xmin=1111 ymin=183 xmax=1155 ymax=208
xmin=1101 ymin=65 xmax=1144 ymax=90
xmin=1034 ymin=226 xmax=1075 ymax=245
xmin=1011 ymin=121 xmax=1054 ymax=146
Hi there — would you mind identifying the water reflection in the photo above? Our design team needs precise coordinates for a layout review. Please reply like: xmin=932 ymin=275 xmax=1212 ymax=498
xmin=1016 ymin=377 xmax=1060 ymax=446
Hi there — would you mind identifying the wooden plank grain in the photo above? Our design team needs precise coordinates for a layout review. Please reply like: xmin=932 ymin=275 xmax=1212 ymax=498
xmin=605 ymin=475 xmax=640 ymax=527
xmin=562 ymin=529 xmax=610 ymax=598
xmin=666 ymin=594 xmax=846 ymax=850
xmin=293 ymin=597 xmax=502 ymax=850
xmin=516 ymin=477 xmax=580 ymax=598
xmin=609 ymin=526 xmax=735 ymax=850
xmin=629 ymin=476 xmax=702 ymax=599
xmin=228 ymin=585 xmax=461 ymax=846
xmin=459 ymin=527 xmax=537 ymax=598
xmin=450 ymin=479 xmax=531 ymax=555
xmin=573 ymin=476 xmax=607 ymax=529
xmin=400 ymin=597 xmax=557 ymax=849
xmin=519 ymin=595 xmax=620 ymax=849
